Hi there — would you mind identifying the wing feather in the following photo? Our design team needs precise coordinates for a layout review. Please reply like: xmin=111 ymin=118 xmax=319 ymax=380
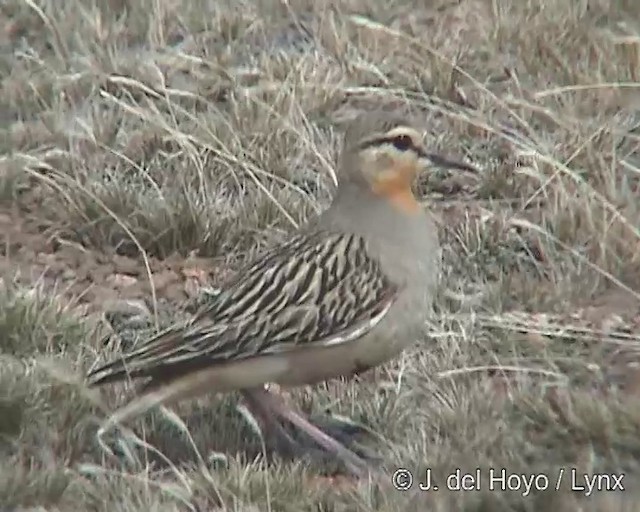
xmin=87 ymin=230 xmax=399 ymax=386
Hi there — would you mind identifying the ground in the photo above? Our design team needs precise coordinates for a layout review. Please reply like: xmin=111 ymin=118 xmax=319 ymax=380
xmin=1 ymin=0 xmax=640 ymax=510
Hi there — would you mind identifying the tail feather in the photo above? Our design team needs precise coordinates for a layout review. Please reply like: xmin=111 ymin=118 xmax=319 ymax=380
xmin=87 ymin=327 xmax=184 ymax=386
xmin=86 ymin=358 xmax=139 ymax=386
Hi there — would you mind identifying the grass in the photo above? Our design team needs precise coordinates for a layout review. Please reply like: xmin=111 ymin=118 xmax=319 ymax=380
xmin=1 ymin=0 xmax=640 ymax=510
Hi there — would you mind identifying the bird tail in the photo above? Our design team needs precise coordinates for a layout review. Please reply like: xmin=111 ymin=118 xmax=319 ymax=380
xmin=86 ymin=326 xmax=184 ymax=386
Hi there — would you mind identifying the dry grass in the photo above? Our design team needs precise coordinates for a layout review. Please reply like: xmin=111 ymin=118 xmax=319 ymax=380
xmin=1 ymin=0 xmax=640 ymax=510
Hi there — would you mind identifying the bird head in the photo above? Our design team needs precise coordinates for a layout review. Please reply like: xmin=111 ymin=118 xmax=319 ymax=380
xmin=339 ymin=110 xmax=475 ymax=214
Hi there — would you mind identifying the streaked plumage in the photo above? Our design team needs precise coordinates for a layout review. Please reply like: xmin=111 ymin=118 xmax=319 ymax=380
xmin=87 ymin=108 xmax=475 ymax=476
xmin=87 ymin=231 xmax=399 ymax=389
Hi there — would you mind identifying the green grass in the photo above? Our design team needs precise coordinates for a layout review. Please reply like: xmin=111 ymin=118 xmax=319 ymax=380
xmin=1 ymin=0 xmax=640 ymax=510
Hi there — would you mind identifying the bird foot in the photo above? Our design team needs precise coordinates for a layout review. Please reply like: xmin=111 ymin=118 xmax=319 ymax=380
xmin=276 ymin=426 xmax=382 ymax=474
xmin=242 ymin=388 xmax=381 ymax=477
xmin=307 ymin=413 xmax=374 ymax=443
xmin=293 ymin=413 xmax=382 ymax=465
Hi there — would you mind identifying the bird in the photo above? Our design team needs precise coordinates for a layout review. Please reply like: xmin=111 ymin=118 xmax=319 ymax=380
xmin=86 ymin=109 xmax=476 ymax=476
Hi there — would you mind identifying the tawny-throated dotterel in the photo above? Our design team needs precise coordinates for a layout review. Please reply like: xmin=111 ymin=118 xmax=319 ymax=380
xmin=87 ymin=109 xmax=475 ymax=476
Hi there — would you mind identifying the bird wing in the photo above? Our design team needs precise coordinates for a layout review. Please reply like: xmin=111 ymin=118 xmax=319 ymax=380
xmin=87 ymin=230 xmax=399 ymax=386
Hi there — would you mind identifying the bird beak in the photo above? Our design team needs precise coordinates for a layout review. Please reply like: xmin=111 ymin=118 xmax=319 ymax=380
xmin=418 ymin=151 xmax=479 ymax=174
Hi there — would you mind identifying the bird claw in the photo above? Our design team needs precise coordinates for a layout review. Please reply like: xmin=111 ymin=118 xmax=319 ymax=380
xmin=262 ymin=415 xmax=381 ymax=475
xmin=307 ymin=413 xmax=376 ymax=444
xmin=242 ymin=388 xmax=381 ymax=477
xmin=95 ymin=421 xmax=143 ymax=469
xmin=96 ymin=425 xmax=117 ymax=459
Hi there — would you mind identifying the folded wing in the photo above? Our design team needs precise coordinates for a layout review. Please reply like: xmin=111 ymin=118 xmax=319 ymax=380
xmin=87 ymin=230 xmax=399 ymax=387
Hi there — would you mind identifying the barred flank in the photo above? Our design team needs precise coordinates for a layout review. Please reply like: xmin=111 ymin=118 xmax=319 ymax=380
xmin=87 ymin=230 xmax=398 ymax=387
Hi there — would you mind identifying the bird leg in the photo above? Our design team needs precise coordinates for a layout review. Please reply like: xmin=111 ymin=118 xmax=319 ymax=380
xmin=304 ymin=412 xmax=375 ymax=448
xmin=242 ymin=387 xmax=372 ymax=477
xmin=241 ymin=388 xmax=300 ymax=458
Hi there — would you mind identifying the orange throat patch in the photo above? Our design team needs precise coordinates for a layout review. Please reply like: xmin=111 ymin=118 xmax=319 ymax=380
xmin=370 ymin=168 xmax=421 ymax=214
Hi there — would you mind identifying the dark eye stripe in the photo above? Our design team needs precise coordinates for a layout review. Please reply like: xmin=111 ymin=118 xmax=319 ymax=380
xmin=359 ymin=134 xmax=424 ymax=156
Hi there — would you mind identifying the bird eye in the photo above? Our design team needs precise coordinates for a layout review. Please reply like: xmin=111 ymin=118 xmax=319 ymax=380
xmin=391 ymin=134 xmax=413 ymax=151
